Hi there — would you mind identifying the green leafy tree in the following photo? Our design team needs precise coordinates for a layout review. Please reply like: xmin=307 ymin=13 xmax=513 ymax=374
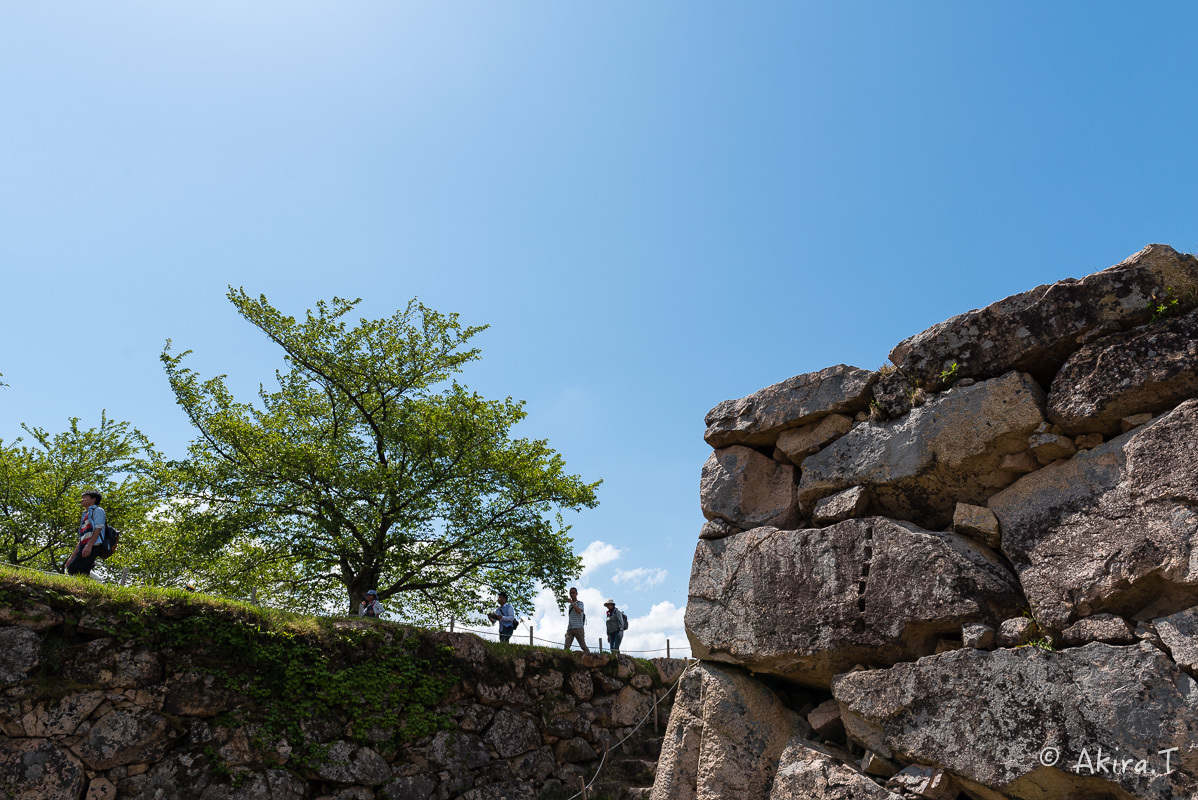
xmin=0 ymin=415 xmax=157 ymax=574
xmin=161 ymin=290 xmax=600 ymax=618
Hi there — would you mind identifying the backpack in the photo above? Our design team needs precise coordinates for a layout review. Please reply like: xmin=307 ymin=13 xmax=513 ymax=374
xmin=620 ymin=611 xmax=629 ymax=631
xmin=94 ymin=525 xmax=121 ymax=559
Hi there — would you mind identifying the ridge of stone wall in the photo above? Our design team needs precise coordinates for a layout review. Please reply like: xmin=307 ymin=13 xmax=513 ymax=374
xmin=673 ymin=244 xmax=1198 ymax=800
xmin=0 ymin=574 xmax=687 ymax=800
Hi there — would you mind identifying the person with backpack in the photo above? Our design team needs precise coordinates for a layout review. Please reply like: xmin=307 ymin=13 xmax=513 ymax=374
xmin=604 ymin=598 xmax=628 ymax=655
xmin=358 ymin=589 xmax=385 ymax=618
xmin=488 ymin=591 xmax=517 ymax=642
xmin=66 ymin=490 xmax=106 ymax=577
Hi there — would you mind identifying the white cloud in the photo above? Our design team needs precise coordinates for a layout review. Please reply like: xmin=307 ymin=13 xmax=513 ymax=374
xmin=612 ymin=567 xmax=667 ymax=590
xmin=579 ymin=540 xmax=621 ymax=577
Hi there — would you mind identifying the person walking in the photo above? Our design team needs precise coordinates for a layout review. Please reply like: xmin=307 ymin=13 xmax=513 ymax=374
xmin=489 ymin=591 xmax=516 ymax=642
xmin=563 ymin=587 xmax=589 ymax=652
xmin=359 ymin=590 xmax=385 ymax=618
xmin=604 ymin=598 xmax=627 ymax=655
xmin=66 ymin=491 xmax=106 ymax=577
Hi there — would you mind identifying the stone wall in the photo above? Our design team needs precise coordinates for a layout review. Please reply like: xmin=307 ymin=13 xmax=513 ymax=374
xmin=668 ymin=244 xmax=1198 ymax=799
xmin=0 ymin=574 xmax=687 ymax=800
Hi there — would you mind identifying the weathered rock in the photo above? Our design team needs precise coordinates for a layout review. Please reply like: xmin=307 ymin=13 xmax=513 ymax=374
xmin=0 ymin=602 xmax=63 ymax=630
xmin=888 ymin=244 xmax=1198 ymax=389
xmin=769 ymin=738 xmax=903 ymax=799
xmin=1074 ymin=432 xmax=1103 ymax=449
xmin=20 ymin=690 xmax=105 ymax=736
xmin=0 ymin=738 xmax=87 ymax=799
xmin=989 ymin=399 xmax=1198 ymax=630
xmin=650 ymin=661 xmax=810 ymax=800
xmin=1154 ymin=605 xmax=1198 ymax=673
xmin=1060 ymin=613 xmax=1136 ymax=647
xmin=685 ymin=518 xmax=1025 ymax=687
xmin=1027 ymin=432 xmax=1076 ymax=465
xmin=380 ymin=775 xmax=437 ymax=800
xmin=312 ymin=741 xmax=390 ymax=785
xmin=806 ymin=699 xmax=843 ymax=739
xmin=799 ymin=372 xmax=1047 ymax=529
xmin=611 ymin=685 xmax=653 ymax=726
xmin=774 ymin=413 xmax=854 ymax=463
xmin=428 ymin=731 xmax=490 ymax=771
xmin=569 ymin=669 xmax=594 ymax=700
xmin=886 ymin=765 xmax=960 ymax=799
xmin=70 ymin=707 xmax=177 ymax=770
xmin=704 ymin=365 xmax=879 ymax=448
xmin=554 ymin=736 xmax=597 ymax=763
xmin=64 ymin=639 xmax=164 ymax=688
xmin=997 ymin=617 xmax=1037 ymax=647
xmin=997 ymin=451 xmax=1038 ymax=474
xmin=869 ymin=369 xmax=917 ymax=421
xmin=1048 ymin=309 xmax=1198 ymax=436
xmin=833 ymin=643 xmax=1198 ymax=800
xmin=482 ymin=710 xmax=540 ymax=758
xmin=860 ymin=750 xmax=897 ymax=778
xmin=961 ymin=623 xmax=996 ymax=650
xmin=651 ymin=657 xmax=688 ymax=686
xmin=701 ymin=446 xmax=801 ymax=530
xmin=459 ymin=784 xmax=536 ymax=800
xmin=164 ymin=671 xmax=245 ymax=716
xmin=0 ymin=626 xmax=41 ymax=682
xmin=952 ymin=503 xmax=1000 ymax=549
xmin=699 ymin=518 xmax=742 ymax=540
xmin=85 ymin=776 xmax=116 ymax=800
xmin=811 ymin=486 xmax=869 ymax=525
xmin=1122 ymin=411 xmax=1155 ymax=431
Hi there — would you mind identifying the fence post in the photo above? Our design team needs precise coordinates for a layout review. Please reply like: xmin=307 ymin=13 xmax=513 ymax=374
xmin=251 ymin=587 xmax=257 ymax=605
xmin=579 ymin=775 xmax=588 ymax=800
xmin=450 ymin=617 xmax=454 ymax=633
xmin=120 ymin=567 xmax=129 ymax=586
xmin=599 ymin=638 xmax=604 ymax=652
xmin=666 ymin=638 xmax=670 ymax=659
xmin=530 ymin=625 xmax=534 ymax=646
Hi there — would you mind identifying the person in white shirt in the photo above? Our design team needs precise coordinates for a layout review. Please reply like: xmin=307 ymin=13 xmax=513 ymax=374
xmin=563 ymin=587 xmax=589 ymax=652
xmin=359 ymin=589 xmax=385 ymax=618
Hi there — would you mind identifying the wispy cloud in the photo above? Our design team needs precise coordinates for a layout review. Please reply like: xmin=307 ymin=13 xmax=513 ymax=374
xmin=579 ymin=540 xmax=621 ymax=577
xmin=612 ymin=567 xmax=667 ymax=590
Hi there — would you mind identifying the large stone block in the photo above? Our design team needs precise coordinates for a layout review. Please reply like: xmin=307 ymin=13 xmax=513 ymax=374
xmin=684 ymin=518 xmax=1025 ymax=687
xmin=769 ymin=738 xmax=903 ymax=799
xmin=649 ymin=662 xmax=810 ymax=800
xmin=1048 ymin=308 xmax=1198 ymax=436
xmin=0 ymin=738 xmax=87 ymax=800
xmin=704 ymin=365 xmax=878 ymax=448
xmin=799 ymin=372 xmax=1046 ymax=529
xmin=700 ymin=446 xmax=801 ymax=530
xmin=1154 ymin=605 xmax=1198 ymax=674
xmin=889 ymin=244 xmax=1198 ymax=389
xmin=989 ymin=399 xmax=1198 ymax=630
xmin=833 ymin=643 xmax=1198 ymax=800
xmin=69 ymin=707 xmax=178 ymax=770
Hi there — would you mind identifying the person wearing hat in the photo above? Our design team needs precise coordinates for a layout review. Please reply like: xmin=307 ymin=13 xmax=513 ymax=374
xmin=604 ymin=598 xmax=627 ymax=655
xmin=359 ymin=590 xmax=385 ymax=618
xmin=488 ymin=591 xmax=517 ymax=642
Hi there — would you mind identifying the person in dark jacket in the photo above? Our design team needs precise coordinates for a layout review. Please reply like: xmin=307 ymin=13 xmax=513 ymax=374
xmin=66 ymin=490 xmax=105 ymax=577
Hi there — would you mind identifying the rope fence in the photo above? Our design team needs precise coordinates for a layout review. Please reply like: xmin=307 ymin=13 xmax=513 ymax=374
xmin=448 ymin=622 xmax=693 ymax=658
xmin=562 ymin=658 xmax=699 ymax=800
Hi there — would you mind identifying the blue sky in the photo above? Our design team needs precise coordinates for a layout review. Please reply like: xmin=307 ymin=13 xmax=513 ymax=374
xmin=2 ymin=3 xmax=1197 ymax=655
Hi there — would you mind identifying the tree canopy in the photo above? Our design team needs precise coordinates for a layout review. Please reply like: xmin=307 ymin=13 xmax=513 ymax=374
xmin=161 ymin=290 xmax=600 ymax=618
